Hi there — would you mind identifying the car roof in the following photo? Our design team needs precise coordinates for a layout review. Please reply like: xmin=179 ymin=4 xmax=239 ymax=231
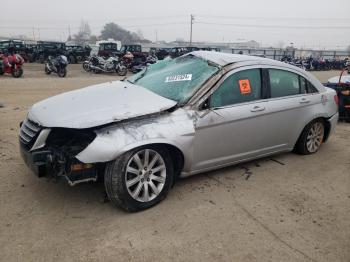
xmin=188 ymin=50 xmax=326 ymax=92
xmin=190 ymin=50 xmax=289 ymax=68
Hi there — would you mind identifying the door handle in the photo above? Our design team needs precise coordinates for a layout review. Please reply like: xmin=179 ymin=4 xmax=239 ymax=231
xmin=299 ymin=98 xmax=311 ymax=104
xmin=250 ymin=106 xmax=265 ymax=112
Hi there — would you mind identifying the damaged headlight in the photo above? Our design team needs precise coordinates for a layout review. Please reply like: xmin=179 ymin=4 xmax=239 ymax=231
xmin=46 ymin=128 xmax=96 ymax=155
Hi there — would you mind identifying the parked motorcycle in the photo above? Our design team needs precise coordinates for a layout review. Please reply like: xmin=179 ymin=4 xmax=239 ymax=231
xmin=45 ymin=55 xmax=68 ymax=77
xmin=83 ymin=55 xmax=127 ymax=76
xmin=0 ymin=53 xmax=24 ymax=78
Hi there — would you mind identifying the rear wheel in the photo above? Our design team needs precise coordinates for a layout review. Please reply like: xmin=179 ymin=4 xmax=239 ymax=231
xmin=12 ymin=68 xmax=23 ymax=78
xmin=117 ymin=66 xmax=127 ymax=76
xmin=295 ymin=119 xmax=325 ymax=155
xmin=104 ymin=146 xmax=174 ymax=212
xmin=57 ymin=67 xmax=67 ymax=77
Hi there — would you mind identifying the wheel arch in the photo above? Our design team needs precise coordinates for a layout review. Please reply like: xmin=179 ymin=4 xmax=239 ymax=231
xmin=294 ymin=117 xmax=330 ymax=149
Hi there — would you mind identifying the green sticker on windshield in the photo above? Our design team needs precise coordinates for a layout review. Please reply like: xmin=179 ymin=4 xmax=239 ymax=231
xmin=165 ymin=74 xmax=192 ymax=83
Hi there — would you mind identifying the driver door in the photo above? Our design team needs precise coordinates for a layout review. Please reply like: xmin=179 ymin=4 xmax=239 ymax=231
xmin=191 ymin=67 xmax=279 ymax=172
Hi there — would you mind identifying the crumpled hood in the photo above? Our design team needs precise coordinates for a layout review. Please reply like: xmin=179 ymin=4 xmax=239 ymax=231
xmin=29 ymin=81 xmax=177 ymax=128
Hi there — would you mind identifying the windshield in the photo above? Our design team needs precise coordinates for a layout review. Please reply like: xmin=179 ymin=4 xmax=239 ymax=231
xmin=127 ymin=55 xmax=219 ymax=103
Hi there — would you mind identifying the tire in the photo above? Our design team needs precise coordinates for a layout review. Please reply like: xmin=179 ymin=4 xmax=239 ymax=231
xmin=104 ymin=146 xmax=174 ymax=212
xmin=44 ymin=65 xmax=51 ymax=75
xmin=12 ymin=68 xmax=23 ymax=78
xmin=117 ymin=66 xmax=127 ymax=76
xmin=57 ymin=67 xmax=67 ymax=77
xmin=82 ymin=62 xmax=90 ymax=72
xmin=38 ymin=55 xmax=45 ymax=64
xmin=68 ymin=55 xmax=76 ymax=64
xmin=294 ymin=119 xmax=325 ymax=155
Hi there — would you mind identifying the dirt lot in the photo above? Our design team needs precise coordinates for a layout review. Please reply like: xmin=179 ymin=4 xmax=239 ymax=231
xmin=0 ymin=64 xmax=349 ymax=262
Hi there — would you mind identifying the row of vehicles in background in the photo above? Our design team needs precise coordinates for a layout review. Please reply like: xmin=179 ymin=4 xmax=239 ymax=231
xmin=0 ymin=39 xmax=222 ymax=64
xmin=0 ymin=40 xmax=91 ymax=64
xmin=281 ymin=55 xmax=349 ymax=71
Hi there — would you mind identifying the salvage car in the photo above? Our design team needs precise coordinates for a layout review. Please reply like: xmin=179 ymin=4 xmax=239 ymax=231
xmin=19 ymin=51 xmax=338 ymax=212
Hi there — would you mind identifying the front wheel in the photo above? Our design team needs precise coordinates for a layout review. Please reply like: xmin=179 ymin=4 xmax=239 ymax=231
xmin=104 ymin=146 xmax=174 ymax=212
xmin=117 ymin=66 xmax=127 ymax=76
xmin=57 ymin=67 xmax=67 ymax=77
xmin=12 ymin=67 xmax=23 ymax=78
xmin=294 ymin=120 xmax=325 ymax=155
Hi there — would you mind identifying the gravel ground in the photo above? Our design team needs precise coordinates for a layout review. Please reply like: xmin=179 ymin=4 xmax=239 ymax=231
xmin=0 ymin=64 xmax=349 ymax=262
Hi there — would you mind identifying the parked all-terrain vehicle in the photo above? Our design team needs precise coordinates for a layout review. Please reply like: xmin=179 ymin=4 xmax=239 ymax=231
xmin=120 ymin=45 xmax=148 ymax=61
xmin=45 ymin=55 xmax=68 ymax=77
xmin=0 ymin=53 xmax=24 ymax=78
xmin=34 ymin=41 xmax=66 ymax=63
xmin=149 ymin=47 xmax=171 ymax=60
xmin=169 ymin=46 xmax=199 ymax=58
xmin=65 ymin=45 xmax=91 ymax=64
xmin=25 ymin=43 xmax=38 ymax=63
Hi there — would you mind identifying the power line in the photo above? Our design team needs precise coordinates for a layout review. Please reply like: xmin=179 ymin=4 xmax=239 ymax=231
xmin=195 ymin=21 xmax=350 ymax=29
xmin=197 ymin=14 xmax=350 ymax=21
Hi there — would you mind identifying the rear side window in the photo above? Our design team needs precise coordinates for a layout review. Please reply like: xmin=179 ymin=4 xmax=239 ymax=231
xmin=269 ymin=69 xmax=300 ymax=98
xmin=210 ymin=69 xmax=262 ymax=108
xmin=300 ymin=76 xmax=319 ymax=94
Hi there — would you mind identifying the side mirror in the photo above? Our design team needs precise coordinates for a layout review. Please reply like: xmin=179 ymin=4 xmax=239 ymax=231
xmin=199 ymin=98 xmax=210 ymax=111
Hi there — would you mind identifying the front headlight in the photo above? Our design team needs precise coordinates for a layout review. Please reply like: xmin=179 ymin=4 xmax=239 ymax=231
xmin=46 ymin=128 xmax=96 ymax=155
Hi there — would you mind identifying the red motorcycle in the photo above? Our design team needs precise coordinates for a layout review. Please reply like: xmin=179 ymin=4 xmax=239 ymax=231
xmin=0 ymin=54 xmax=24 ymax=78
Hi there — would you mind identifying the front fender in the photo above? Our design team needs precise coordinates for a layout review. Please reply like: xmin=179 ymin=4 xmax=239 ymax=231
xmin=76 ymin=109 xmax=195 ymax=167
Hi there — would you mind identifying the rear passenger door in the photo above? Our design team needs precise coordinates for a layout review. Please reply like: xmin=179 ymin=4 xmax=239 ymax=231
xmin=263 ymin=67 xmax=320 ymax=149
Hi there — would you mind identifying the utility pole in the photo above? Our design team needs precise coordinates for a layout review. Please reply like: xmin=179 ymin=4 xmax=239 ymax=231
xmin=32 ymin=27 xmax=36 ymax=41
xmin=189 ymin=14 xmax=194 ymax=46
xmin=68 ymin=25 xmax=71 ymax=40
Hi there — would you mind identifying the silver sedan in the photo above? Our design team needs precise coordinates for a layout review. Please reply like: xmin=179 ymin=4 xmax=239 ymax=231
xmin=19 ymin=51 xmax=338 ymax=211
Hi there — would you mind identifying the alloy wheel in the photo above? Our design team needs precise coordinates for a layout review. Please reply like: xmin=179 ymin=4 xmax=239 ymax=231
xmin=125 ymin=149 xmax=166 ymax=202
xmin=306 ymin=122 xmax=324 ymax=153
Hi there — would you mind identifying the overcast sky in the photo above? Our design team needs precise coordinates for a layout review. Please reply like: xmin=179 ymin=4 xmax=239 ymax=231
xmin=1 ymin=0 xmax=350 ymax=49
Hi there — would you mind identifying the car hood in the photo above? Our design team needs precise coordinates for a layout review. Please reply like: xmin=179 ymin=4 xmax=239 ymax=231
xmin=28 ymin=81 xmax=177 ymax=128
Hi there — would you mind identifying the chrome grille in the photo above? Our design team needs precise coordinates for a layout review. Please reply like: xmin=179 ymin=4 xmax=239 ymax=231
xmin=19 ymin=117 xmax=41 ymax=145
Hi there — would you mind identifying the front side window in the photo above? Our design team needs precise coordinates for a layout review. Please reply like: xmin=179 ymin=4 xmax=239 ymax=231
xmin=210 ymin=69 xmax=262 ymax=108
xmin=269 ymin=69 xmax=300 ymax=98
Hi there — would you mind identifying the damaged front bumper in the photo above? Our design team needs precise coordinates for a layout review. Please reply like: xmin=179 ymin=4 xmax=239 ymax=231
xmin=19 ymin=141 xmax=98 ymax=186
xmin=19 ymin=118 xmax=99 ymax=186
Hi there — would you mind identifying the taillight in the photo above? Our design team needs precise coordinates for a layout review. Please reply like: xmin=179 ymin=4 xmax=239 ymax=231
xmin=341 ymin=90 xmax=350 ymax=96
xmin=334 ymin=95 xmax=339 ymax=105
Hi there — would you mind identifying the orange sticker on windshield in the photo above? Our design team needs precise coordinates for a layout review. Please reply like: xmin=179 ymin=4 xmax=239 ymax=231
xmin=238 ymin=79 xmax=251 ymax=94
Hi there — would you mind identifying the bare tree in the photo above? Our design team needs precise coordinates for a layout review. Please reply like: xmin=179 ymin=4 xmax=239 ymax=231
xmin=275 ymin=41 xmax=285 ymax=49
xmin=136 ymin=29 xmax=144 ymax=40
xmin=73 ymin=20 xmax=92 ymax=45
